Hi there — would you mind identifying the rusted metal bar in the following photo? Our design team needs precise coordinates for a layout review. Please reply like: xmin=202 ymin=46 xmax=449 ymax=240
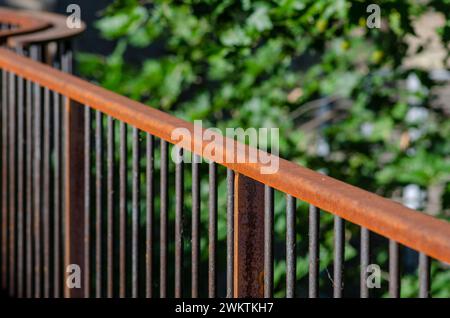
xmin=226 ymin=169 xmax=235 ymax=298
xmin=107 ymin=116 xmax=114 ymax=298
xmin=95 ymin=110 xmax=102 ymax=298
xmin=308 ymin=205 xmax=319 ymax=298
xmin=60 ymin=41 xmax=72 ymax=74
xmin=264 ymin=185 xmax=273 ymax=298
xmin=208 ymin=161 xmax=217 ymax=298
xmin=333 ymin=216 xmax=344 ymax=298
xmin=1 ymin=69 xmax=8 ymax=292
xmin=6 ymin=10 xmax=85 ymax=48
xmin=131 ymin=126 xmax=140 ymax=298
xmin=53 ymin=90 xmax=62 ymax=298
xmin=1 ymin=48 xmax=450 ymax=264
xmin=286 ymin=195 xmax=296 ymax=298
xmin=360 ymin=227 xmax=370 ymax=298
xmin=119 ymin=122 xmax=126 ymax=298
xmin=175 ymin=146 xmax=184 ymax=298
xmin=8 ymin=70 xmax=16 ymax=296
xmin=84 ymin=107 xmax=91 ymax=298
xmin=42 ymin=86 xmax=51 ymax=298
xmin=63 ymin=99 xmax=85 ymax=298
xmin=16 ymin=47 xmax=27 ymax=298
xmin=16 ymin=71 xmax=24 ymax=298
xmin=31 ymin=51 xmax=42 ymax=298
xmin=146 ymin=134 xmax=154 ymax=298
xmin=419 ymin=253 xmax=430 ymax=298
xmin=233 ymin=173 xmax=265 ymax=298
xmin=0 ymin=8 xmax=49 ymax=44
xmin=160 ymin=139 xmax=168 ymax=298
xmin=25 ymin=72 xmax=33 ymax=298
xmin=389 ymin=240 xmax=400 ymax=298
xmin=191 ymin=154 xmax=200 ymax=298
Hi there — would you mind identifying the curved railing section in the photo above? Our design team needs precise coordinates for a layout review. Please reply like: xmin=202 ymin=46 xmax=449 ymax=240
xmin=0 ymin=8 xmax=50 ymax=44
xmin=0 ymin=7 xmax=448 ymax=299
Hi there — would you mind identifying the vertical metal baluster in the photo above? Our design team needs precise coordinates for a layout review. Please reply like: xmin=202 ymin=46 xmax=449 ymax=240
xmin=264 ymin=185 xmax=274 ymax=298
xmin=286 ymin=195 xmax=296 ymax=298
xmin=308 ymin=205 xmax=319 ymax=298
xmin=333 ymin=216 xmax=344 ymax=298
xmin=419 ymin=253 xmax=430 ymax=298
xmin=360 ymin=227 xmax=370 ymax=298
xmin=16 ymin=72 xmax=25 ymax=298
xmin=119 ymin=122 xmax=126 ymax=298
xmin=233 ymin=174 xmax=265 ymax=297
xmin=59 ymin=43 xmax=70 ymax=298
xmin=208 ymin=161 xmax=217 ymax=298
xmin=53 ymin=40 xmax=63 ymax=298
xmin=160 ymin=140 xmax=168 ymax=298
xmin=8 ymin=71 xmax=16 ymax=296
xmin=226 ymin=169 xmax=235 ymax=298
xmin=1 ymin=70 xmax=7 ymax=292
xmin=84 ymin=108 xmax=91 ymax=298
xmin=95 ymin=110 xmax=102 ymax=298
xmin=53 ymin=91 xmax=61 ymax=298
xmin=63 ymin=99 xmax=86 ymax=298
xmin=60 ymin=41 xmax=73 ymax=74
xmin=174 ymin=147 xmax=184 ymax=298
xmin=389 ymin=240 xmax=400 ymax=298
xmin=43 ymin=87 xmax=51 ymax=298
xmin=25 ymin=74 xmax=33 ymax=298
xmin=107 ymin=116 xmax=114 ymax=298
xmin=145 ymin=134 xmax=154 ymax=298
xmin=131 ymin=127 xmax=140 ymax=298
xmin=191 ymin=154 xmax=200 ymax=298
xmin=33 ymin=83 xmax=41 ymax=298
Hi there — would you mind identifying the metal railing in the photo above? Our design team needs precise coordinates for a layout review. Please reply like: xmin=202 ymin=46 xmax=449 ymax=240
xmin=0 ymin=8 xmax=449 ymax=298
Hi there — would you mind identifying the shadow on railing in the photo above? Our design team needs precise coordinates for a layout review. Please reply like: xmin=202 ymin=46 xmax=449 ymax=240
xmin=0 ymin=7 xmax=449 ymax=299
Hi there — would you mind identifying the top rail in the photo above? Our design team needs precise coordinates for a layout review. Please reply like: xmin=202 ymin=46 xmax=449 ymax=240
xmin=0 ymin=47 xmax=449 ymax=264
xmin=0 ymin=8 xmax=50 ymax=43
xmin=5 ymin=10 xmax=85 ymax=47
xmin=0 ymin=7 xmax=85 ymax=48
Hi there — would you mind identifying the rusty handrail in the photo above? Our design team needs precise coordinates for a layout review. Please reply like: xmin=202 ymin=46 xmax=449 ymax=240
xmin=0 ymin=8 xmax=50 ymax=43
xmin=0 ymin=47 xmax=449 ymax=264
xmin=0 ymin=7 xmax=85 ymax=48
xmin=6 ymin=10 xmax=85 ymax=48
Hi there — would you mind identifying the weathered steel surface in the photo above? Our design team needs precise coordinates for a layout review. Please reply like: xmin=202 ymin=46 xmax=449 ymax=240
xmin=389 ymin=240 xmax=400 ymax=298
xmin=191 ymin=154 xmax=200 ymax=298
xmin=333 ymin=216 xmax=345 ymax=298
xmin=360 ymin=227 xmax=370 ymax=298
xmin=264 ymin=186 xmax=273 ymax=298
xmin=226 ymin=169 xmax=235 ymax=298
xmin=174 ymin=146 xmax=184 ymax=298
xmin=107 ymin=117 xmax=114 ymax=298
xmin=6 ymin=10 xmax=85 ymax=48
xmin=145 ymin=134 xmax=154 ymax=298
xmin=233 ymin=174 xmax=265 ymax=298
xmin=159 ymin=140 xmax=168 ymax=298
xmin=286 ymin=195 xmax=296 ymax=298
xmin=419 ymin=253 xmax=430 ymax=298
xmin=0 ymin=8 xmax=50 ymax=43
xmin=208 ymin=162 xmax=217 ymax=298
xmin=63 ymin=99 xmax=85 ymax=298
xmin=308 ymin=205 xmax=319 ymax=298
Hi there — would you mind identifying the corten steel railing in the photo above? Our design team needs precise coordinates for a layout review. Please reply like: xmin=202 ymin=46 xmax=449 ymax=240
xmin=0 ymin=8 xmax=450 ymax=299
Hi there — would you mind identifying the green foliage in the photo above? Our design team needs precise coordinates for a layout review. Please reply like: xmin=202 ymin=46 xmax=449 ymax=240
xmin=78 ymin=0 xmax=450 ymax=297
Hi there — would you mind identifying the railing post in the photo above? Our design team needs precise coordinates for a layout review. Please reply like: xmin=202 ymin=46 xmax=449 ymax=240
xmin=233 ymin=173 xmax=265 ymax=298
xmin=63 ymin=98 xmax=85 ymax=298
